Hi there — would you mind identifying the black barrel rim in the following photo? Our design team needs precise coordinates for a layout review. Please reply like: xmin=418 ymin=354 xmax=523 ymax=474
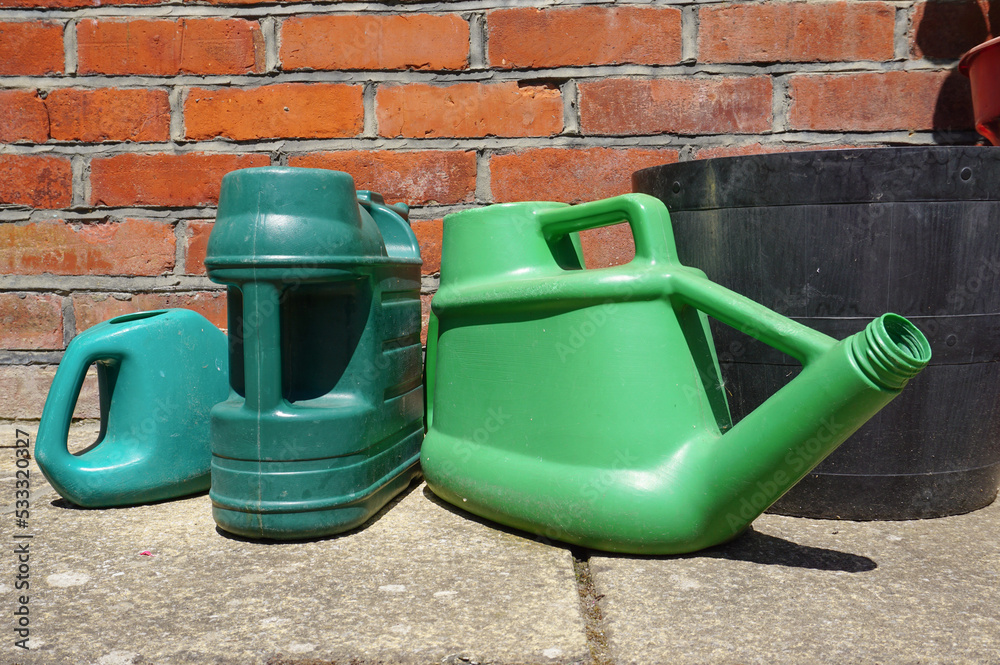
xmin=633 ymin=146 xmax=1000 ymax=211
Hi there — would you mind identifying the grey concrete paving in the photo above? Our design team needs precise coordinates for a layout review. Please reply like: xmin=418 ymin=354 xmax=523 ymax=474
xmin=5 ymin=420 xmax=1000 ymax=664
xmin=0 ymin=424 xmax=589 ymax=665
xmin=590 ymin=498 xmax=1000 ymax=664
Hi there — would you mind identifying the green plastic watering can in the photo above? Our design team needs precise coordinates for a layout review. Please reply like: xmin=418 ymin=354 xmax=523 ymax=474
xmin=422 ymin=194 xmax=931 ymax=555
xmin=36 ymin=309 xmax=229 ymax=507
xmin=206 ymin=166 xmax=424 ymax=540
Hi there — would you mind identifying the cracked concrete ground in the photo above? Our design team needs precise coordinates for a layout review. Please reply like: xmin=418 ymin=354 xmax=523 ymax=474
xmin=589 ymin=498 xmax=1000 ymax=664
xmin=0 ymin=422 xmax=997 ymax=664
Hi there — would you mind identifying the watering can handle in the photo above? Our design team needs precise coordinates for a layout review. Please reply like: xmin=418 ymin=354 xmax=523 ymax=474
xmin=36 ymin=334 xmax=122 ymax=468
xmin=536 ymin=194 xmax=678 ymax=264
xmin=672 ymin=271 xmax=836 ymax=364
xmin=533 ymin=194 xmax=835 ymax=363
xmin=539 ymin=196 xmax=837 ymax=363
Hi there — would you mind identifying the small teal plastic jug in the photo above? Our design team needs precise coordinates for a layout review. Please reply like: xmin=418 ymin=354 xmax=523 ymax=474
xmin=206 ymin=166 xmax=424 ymax=540
xmin=35 ymin=309 xmax=229 ymax=507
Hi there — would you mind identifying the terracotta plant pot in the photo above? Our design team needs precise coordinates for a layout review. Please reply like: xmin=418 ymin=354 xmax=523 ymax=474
xmin=960 ymin=36 xmax=1000 ymax=145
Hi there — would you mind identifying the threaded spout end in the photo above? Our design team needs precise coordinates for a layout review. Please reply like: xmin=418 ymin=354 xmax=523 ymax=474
xmin=851 ymin=314 xmax=931 ymax=391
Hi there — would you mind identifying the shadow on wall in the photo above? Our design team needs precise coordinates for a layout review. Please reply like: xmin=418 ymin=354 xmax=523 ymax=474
xmin=916 ymin=0 xmax=996 ymax=138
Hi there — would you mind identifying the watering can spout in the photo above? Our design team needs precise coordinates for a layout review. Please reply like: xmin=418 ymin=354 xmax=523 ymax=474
xmin=702 ymin=313 xmax=931 ymax=535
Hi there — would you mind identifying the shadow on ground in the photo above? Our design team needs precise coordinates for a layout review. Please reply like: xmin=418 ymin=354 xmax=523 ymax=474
xmin=422 ymin=486 xmax=877 ymax=572
xmin=695 ymin=527 xmax=877 ymax=572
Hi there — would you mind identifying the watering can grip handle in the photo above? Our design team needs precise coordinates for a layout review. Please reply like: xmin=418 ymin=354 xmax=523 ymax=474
xmin=37 ymin=336 xmax=122 ymax=463
xmin=536 ymin=194 xmax=677 ymax=264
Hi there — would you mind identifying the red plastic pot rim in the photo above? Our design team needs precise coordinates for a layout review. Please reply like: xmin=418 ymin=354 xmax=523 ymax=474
xmin=960 ymin=35 xmax=1000 ymax=76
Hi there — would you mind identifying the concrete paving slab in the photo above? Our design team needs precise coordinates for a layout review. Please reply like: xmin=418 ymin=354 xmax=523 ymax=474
xmin=590 ymin=498 xmax=1000 ymax=664
xmin=0 ymin=425 xmax=589 ymax=665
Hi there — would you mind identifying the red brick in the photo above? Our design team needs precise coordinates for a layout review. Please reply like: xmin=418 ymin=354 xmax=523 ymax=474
xmin=77 ymin=18 xmax=264 ymax=76
xmin=0 ymin=219 xmax=175 ymax=276
xmin=788 ymin=71 xmax=973 ymax=131
xmin=73 ymin=292 xmax=227 ymax=332
xmin=0 ymin=155 xmax=72 ymax=208
xmin=281 ymin=14 xmax=469 ymax=71
xmin=89 ymin=153 xmax=270 ymax=207
xmin=185 ymin=220 xmax=213 ymax=275
xmin=489 ymin=6 xmax=682 ymax=68
xmin=693 ymin=143 xmax=865 ymax=160
xmin=491 ymin=147 xmax=680 ymax=204
xmin=911 ymin=0 xmax=991 ymax=60
xmin=0 ymin=366 xmax=48 ymax=419
xmin=0 ymin=366 xmax=100 ymax=419
xmin=0 ymin=22 xmax=63 ymax=75
xmin=46 ymin=88 xmax=169 ymax=143
xmin=0 ymin=90 xmax=49 ymax=143
xmin=578 ymin=225 xmax=635 ymax=270
xmin=700 ymin=2 xmax=895 ymax=64
xmin=580 ymin=77 xmax=773 ymax=136
xmin=288 ymin=150 xmax=476 ymax=206
xmin=411 ymin=219 xmax=442 ymax=275
xmin=184 ymin=84 xmax=363 ymax=141
xmin=377 ymin=82 xmax=562 ymax=138
xmin=0 ymin=293 xmax=63 ymax=349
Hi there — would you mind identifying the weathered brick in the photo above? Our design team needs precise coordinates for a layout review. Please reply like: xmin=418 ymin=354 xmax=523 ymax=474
xmin=0 ymin=155 xmax=72 ymax=208
xmin=0 ymin=366 xmax=99 ymax=420
xmin=46 ymin=88 xmax=169 ymax=143
xmin=0 ymin=219 xmax=175 ymax=276
xmin=578 ymin=225 xmax=635 ymax=270
xmin=0 ymin=293 xmax=63 ymax=349
xmin=89 ymin=153 xmax=270 ymax=207
xmin=580 ymin=77 xmax=773 ymax=136
xmin=700 ymin=2 xmax=895 ymax=64
xmin=184 ymin=220 xmax=213 ymax=275
xmin=377 ymin=82 xmax=562 ymax=138
xmin=489 ymin=6 xmax=682 ymax=68
xmin=0 ymin=22 xmax=63 ymax=75
xmin=281 ymin=14 xmax=469 ymax=71
xmin=184 ymin=84 xmax=363 ymax=141
xmin=788 ymin=71 xmax=973 ymax=131
xmin=911 ymin=0 xmax=991 ymax=60
xmin=73 ymin=292 xmax=227 ymax=332
xmin=0 ymin=90 xmax=49 ymax=143
xmin=77 ymin=18 xmax=264 ymax=76
xmin=288 ymin=151 xmax=476 ymax=206
xmin=693 ymin=143 xmax=865 ymax=160
xmin=491 ymin=147 xmax=680 ymax=204
xmin=411 ymin=219 xmax=442 ymax=275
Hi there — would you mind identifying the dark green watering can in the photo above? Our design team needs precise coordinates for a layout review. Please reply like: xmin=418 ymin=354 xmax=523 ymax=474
xmin=422 ymin=194 xmax=931 ymax=555
xmin=206 ymin=166 xmax=424 ymax=540
xmin=36 ymin=309 xmax=228 ymax=507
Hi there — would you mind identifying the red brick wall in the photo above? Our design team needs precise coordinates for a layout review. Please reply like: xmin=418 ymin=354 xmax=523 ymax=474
xmin=0 ymin=0 xmax=986 ymax=419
